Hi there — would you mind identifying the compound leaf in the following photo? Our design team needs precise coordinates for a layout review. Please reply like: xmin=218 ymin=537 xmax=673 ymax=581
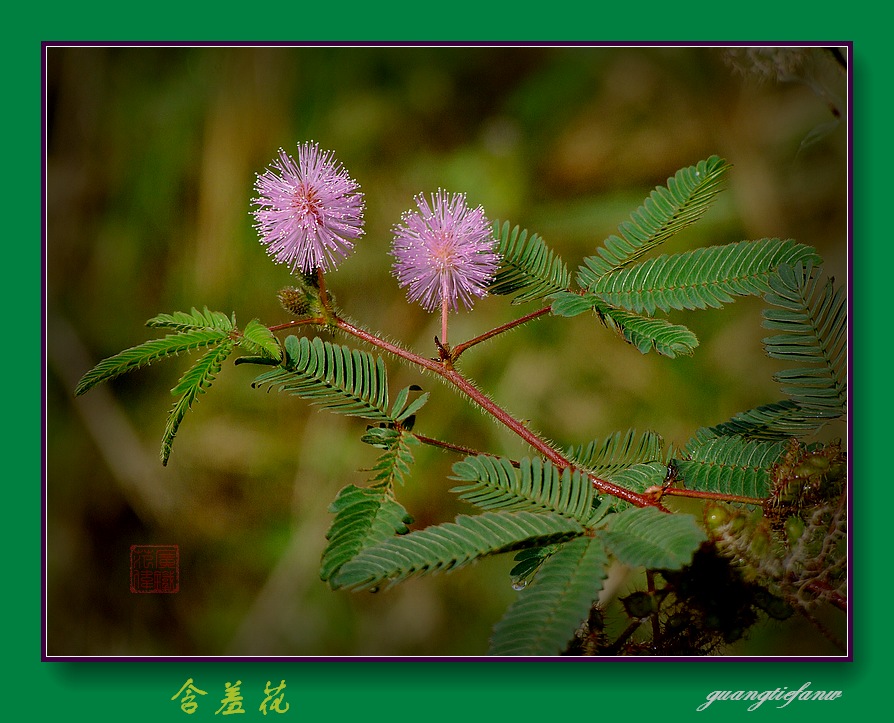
xmin=673 ymin=436 xmax=789 ymax=499
xmin=762 ymin=263 xmax=846 ymax=420
xmin=696 ymin=399 xmax=833 ymax=441
xmin=332 ymin=511 xmax=584 ymax=591
xmin=320 ymin=484 xmax=414 ymax=583
xmin=577 ymin=156 xmax=730 ymax=284
xmin=490 ymin=221 xmax=571 ymax=304
xmin=239 ymin=319 xmax=282 ymax=362
xmin=597 ymin=506 xmax=706 ymax=570
xmin=75 ymin=327 xmax=232 ymax=396
xmin=489 ymin=536 xmax=609 ymax=656
xmin=161 ymin=340 xmax=235 ymax=464
xmin=252 ymin=336 xmax=392 ymax=422
xmin=451 ymin=456 xmax=594 ymax=523
xmin=147 ymin=306 xmax=235 ymax=332
xmin=568 ymin=430 xmax=666 ymax=476
xmin=585 ymin=239 xmax=822 ymax=315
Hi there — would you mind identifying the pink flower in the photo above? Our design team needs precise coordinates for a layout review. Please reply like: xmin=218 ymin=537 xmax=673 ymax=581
xmin=391 ymin=190 xmax=499 ymax=312
xmin=252 ymin=142 xmax=364 ymax=274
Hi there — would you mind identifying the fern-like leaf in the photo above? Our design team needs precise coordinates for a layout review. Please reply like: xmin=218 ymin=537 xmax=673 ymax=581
xmin=604 ymin=462 xmax=670 ymax=513
xmin=489 ymin=536 xmax=609 ymax=656
xmin=450 ymin=456 xmax=594 ymax=523
xmin=146 ymin=306 xmax=235 ymax=332
xmin=252 ymin=336 xmax=392 ymax=422
xmin=596 ymin=301 xmax=699 ymax=357
xmin=75 ymin=328 xmax=232 ymax=396
xmin=160 ymin=340 xmax=235 ymax=464
xmin=597 ymin=506 xmax=706 ymax=570
xmin=320 ymin=485 xmax=414 ymax=583
xmin=585 ymin=239 xmax=822 ymax=314
xmin=364 ymin=428 xmax=420 ymax=488
xmin=332 ymin=511 xmax=584 ymax=591
xmin=577 ymin=156 xmax=730 ymax=284
xmin=551 ymin=292 xmax=698 ymax=357
xmin=568 ymin=429 xmax=665 ymax=475
xmin=238 ymin=319 xmax=282 ymax=362
xmin=489 ymin=221 xmax=571 ymax=304
xmin=762 ymin=263 xmax=846 ymax=419
xmin=673 ymin=436 xmax=789 ymax=499
xmin=697 ymin=400 xmax=831 ymax=441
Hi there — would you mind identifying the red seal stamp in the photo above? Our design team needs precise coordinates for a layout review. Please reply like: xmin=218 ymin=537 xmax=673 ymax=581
xmin=130 ymin=544 xmax=179 ymax=593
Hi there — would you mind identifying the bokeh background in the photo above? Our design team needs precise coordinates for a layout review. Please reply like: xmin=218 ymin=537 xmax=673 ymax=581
xmin=46 ymin=45 xmax=847 ymax=657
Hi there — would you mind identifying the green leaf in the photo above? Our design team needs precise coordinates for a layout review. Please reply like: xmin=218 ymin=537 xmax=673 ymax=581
xmin=489 ymin=536 xmax=609 ymax=656
xmin=391 ymin=385 xmax=430 ymax=422
xmin=568 ymin=430 xmax=666 ymax=476
xmin=762 ymin=263 xmax=846 ymax=420
xmin=584 ymin=239 xmax=822 ymax=314
xmin=552 ymin=293 xmax=698 ymax=357
xmin=239 ymin=319 xmax=282 ymax=362
xmin=550 ymin=291 xmax=599 ymax=318
xmin=320 ymin=485 xmax=414 ymax=583
xmin=598 ymin=507 xmax=706 ymax=570
xmin=604 ymin=461 xmax=670 ymax=513
xmin=451 ymin=456 xmax=595 ymax=523
xmin=75 ymin=328 xmax=232 ymax=396
xmin=673 ymin=436 xmax=789 ymax=499
xmin=595 ymin=302 xmax=698 ymax=358
xmin=332 ymin=511 xmax=584 ymax=591
xmin=146 ymin=306 xmax=235 ymax=332
xmin=697 ymin=400 xmax=831 ymax=441
xmin=365 ymin=428 xmax=419 ymax=488
xmin=252 ymin=336 xmax=392 ymax=422
xmin=577 ymin=156 xmax=730 ymax=284
xmin=489 ymin=221 xmax=572 ymax=304
xmin=160 ymin=340 xmax=235 ymax=465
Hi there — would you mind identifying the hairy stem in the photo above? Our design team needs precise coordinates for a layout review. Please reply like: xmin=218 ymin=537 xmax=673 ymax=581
xmin=451 ymin=305 xmax=551 ymax=361
xmin=332 ymin=317 xmax=662 ymax=509
xmin=661 ymin=488 xmax=766 ymax=506
xmin=412 ymin=432 xmax=509 ymax=463
xmin=265 ymin=311 xmax=661 ymax=508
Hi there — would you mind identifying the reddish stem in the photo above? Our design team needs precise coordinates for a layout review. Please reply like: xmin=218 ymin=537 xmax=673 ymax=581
xmin=266 ymin=314 xmax=663 ymax=509
xmin=451 ymin=305 xmax=552 ymax=361
xmin=661 ymin=488 xmax=766 ymax=506
xmin=412 ymin=433 xmax=515 ymax=464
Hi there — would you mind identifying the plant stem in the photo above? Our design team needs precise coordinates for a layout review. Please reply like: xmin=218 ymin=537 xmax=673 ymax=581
xmin=332 ymin=316 xmax=663 ymax=510
xmin=451 ymin=305 xmax=552 ymax=361
xmin=441 ymin=279 xmax=449 ymax=346
xmin=266 ymin=311 xmax=661 ymax=509
xmin=661 ymin=488 xmax=766 ymax=506
xmin=412 ymin=433 xmax=515 ymax=464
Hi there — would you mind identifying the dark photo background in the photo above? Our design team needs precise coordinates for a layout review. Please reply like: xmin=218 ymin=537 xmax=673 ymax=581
xmin=45 ymin=45 xmax=847 ymax=656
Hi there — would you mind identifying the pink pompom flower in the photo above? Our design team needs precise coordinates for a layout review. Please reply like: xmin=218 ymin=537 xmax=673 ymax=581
xmin=390 ymin=190 xmax=499 ymax=315
xmin=252 ymin=142 xmax=365 ymax=274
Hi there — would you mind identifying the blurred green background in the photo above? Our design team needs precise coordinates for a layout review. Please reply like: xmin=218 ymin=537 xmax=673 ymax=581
xmin=46 ymin=45 xmax=847 ymax=657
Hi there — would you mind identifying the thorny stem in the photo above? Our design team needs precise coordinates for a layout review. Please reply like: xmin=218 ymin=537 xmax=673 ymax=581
xmin=451 ymin=305 xmax=552 ymax=361
xmin=267 ymin=313 xmax=663 ymax=509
